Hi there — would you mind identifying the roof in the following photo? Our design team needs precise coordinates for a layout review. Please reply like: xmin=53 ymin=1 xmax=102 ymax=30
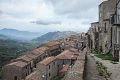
xmin=32 ymin=49 xmax=44 ymax=56
xmin=59 ymin=65 xmax=69 ymax=73
xmin=40 ymin=56 xmax=56 ymax=66
xmin=99 ymin=0 xmax=108 ymax=6
xmin=38 ymin=46 xmax=49 ymax=52
xmin=25 ymin=71 xmax=41 ymax=80
xmin=7 ymin=61 xmax=27 ymax=68
xmin=26 ymin=53 xmax=38 ymax=59
xmin=16 ymin=52 xmax=38 ymax=62
xmin=47 ymin=41 xmax=60 ymax=47
xmin=32 ymin=47 xmax=49 ymax=56
xmin=56 ymin=49 xmax=79 ymax=60
xmin=16 ymin=55 xmax=33 ymax=62
xmin=91 ymin=22 xmax=99 ymax=24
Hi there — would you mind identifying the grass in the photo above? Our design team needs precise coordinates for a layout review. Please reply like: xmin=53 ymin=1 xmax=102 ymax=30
xmin=94 ymin=50 xmax=118 ymax=62
xmin=96 ymin=61 xmax=112 ymax=80
xmin=52 ymin=75 xmax=64 ymax=80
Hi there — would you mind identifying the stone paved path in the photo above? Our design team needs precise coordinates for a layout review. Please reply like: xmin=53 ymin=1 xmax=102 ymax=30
xmin=94 ymin=55 xmax=120 ymax=80
xmin=85 ymin=54 xmax=105 ymax=80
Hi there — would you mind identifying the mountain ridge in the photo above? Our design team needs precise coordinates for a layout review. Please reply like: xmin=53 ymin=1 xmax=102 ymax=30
xmin=0 ymin=28 xmax=42 ymax=41
xmin=33 ymin=31 xmax=77 ymax=43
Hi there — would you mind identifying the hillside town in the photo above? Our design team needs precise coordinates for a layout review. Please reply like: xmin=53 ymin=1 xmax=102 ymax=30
xmin=2 ymin=33 xmax=87 ymax=80
xmin=2 ymin=0 xmax=120 ymax=80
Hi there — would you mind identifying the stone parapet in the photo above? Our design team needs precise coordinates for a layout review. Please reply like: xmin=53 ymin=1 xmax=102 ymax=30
xmin=64 ymin=48 xmax=87 ymax=80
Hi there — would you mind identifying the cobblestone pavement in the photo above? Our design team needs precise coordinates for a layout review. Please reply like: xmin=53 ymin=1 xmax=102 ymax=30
xmin=85 ymin=54 xmax=105 ymax=80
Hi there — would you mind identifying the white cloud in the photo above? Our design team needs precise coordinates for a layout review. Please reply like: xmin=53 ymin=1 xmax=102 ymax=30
xmin=0 ymin=0 xmax=101 ymax=33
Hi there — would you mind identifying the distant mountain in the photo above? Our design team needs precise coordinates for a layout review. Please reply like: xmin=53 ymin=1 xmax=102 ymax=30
xmin=0 ymin=34 xmax=10 ymax=40
xmin=32 ymin=31 xmax=77 ymax=43
xmin=0 ymin=28 xmax=42 ymax=41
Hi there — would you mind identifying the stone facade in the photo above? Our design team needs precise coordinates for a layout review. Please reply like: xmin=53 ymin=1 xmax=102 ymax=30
xmin=46 ymin=41 xmax=61 ymax=56
xmin=3 ymin=61 xmax=29 ymax=80
xmin=37 ymin=57 xmax=57 ymax=80
xmin=98 ymin=0 xmax=117 ymax=53
xmin=87 ymin=0 xmax=120 ymax=60
xmin=111 ymin=0 xmax=120 ymax=59
xmin=86 ymin=22 xmax=99 ymax=52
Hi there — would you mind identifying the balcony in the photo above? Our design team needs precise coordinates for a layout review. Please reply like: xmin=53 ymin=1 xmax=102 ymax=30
xmin=111 ymin=14 xmax=120 ymax=26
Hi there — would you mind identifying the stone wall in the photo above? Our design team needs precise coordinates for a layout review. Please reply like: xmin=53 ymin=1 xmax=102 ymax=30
xmin=64 ymin=49 xmax=87 ymax=80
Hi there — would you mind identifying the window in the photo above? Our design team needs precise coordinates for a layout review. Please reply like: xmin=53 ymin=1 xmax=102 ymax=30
xmin=26 ymin=73 xmax=27 ymax=76
xmin=49 ymin=73 xmax=51 ymax=77
xmin=99 ymin=12 xmax=102 ymax=18
xmin=49 ymin=65 xmax=50 ymax=69
xmin=63 ymin=61 xmax=64 ymax=65
xmin=104 ymin=23 xmax=107 ymax=32
xmin=26 ymin=66 xmax=27 ymax=69
xmin=118 ymin=31 xmax=120 ymax=45
xmin=14 ymin=76 xmax=17 ymax=80
xmin=54 ymin=62 xmax=55 ymax=65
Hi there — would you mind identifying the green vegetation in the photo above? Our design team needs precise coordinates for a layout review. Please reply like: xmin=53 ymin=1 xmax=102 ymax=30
xmin=94 ymin=50 xmax=118 ymax=62
xmin=0 ymin=39 xmax=39 ymax=79
xmin=96 ymin=61 xmax=112 ymax=80
xmin=52 ymin=76 xmax=64 ymax=80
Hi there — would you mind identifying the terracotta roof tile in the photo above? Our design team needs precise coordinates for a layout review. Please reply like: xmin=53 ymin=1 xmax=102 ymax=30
xmin=56 ymin=49 xmax=79 ymax=60
xmin=40 ymin=56 xmax=56 ymax=66
xmin=16 ymin=52 xmax=38 ymax=62
xmin=25 ymin=71 xmax=41 ymax=80
xmin=7 ymin=61 xmax=27 ymax=68
xmin=47 ymin=41 xmax=60 ymax=47
xmin=37 ymin=47 xmax=49 ymax=52
xmin=16 ymin=55 xmax=33 ymax=62
xmin=32 ymin=47 xmax=49 ymax=56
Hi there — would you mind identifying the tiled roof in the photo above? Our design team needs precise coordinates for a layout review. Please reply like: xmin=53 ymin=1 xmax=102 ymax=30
xmin=26 ymin=53 xmax=38 ymax=59
xmin=25 ymin=71 xmax=41 ymax=80
xmin=37 ymin=47 xmax=49 ymax=52
xmin=56 ymin=49 xmax=79 ymax=60
xmin=7 ymin=61 xmax=27 ymax=68
xmin=47 ymin=41 xmax=60 ymax=47
xmin=31 ymin=47 xmax=49 ymax=56
xmin=16 ymin=52 xmax=38 ymax=62
xmin=31 ymin=50 xmax=41 ymax=55
xmin=16 ymin=55 xmax=33 ymax=62
xmin=40 ymin=56 xmax=56 ymax=66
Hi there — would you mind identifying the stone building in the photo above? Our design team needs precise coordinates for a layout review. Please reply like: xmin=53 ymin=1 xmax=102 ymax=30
xmin=36 ymin=48 xmax=79 ymax=80
xmin=3 ymin=61 xmax=29 ymax=80
xmin=46 ymin=41 xmax=61 ymax=56
xmin=3 ymin=46 xmax=50 ymax=80
xmin=37 ymin=56 xmax=57 ymax=80
xmin=32 ymin=47 xmax=49 ymax=62
xmin=87 ymin=0 xmax=120 ymax=60
xmin=56 ymin=48 xmax=79 ymax=71
xmin=91 ymin=22 xmax=99 ymax=50
xmin=61 ymin=34 xmax=85 ymax=51
xmin=98 ymin=0 xmax=117 ymax=53
xmin=111 ymin=0 xmax=120 ymax=60
xmin=25 ymin=71 xmax=41 ymax=80
xmin=87 ymin=22 xmax=99 ymax=52
xmin=77 ymin=33 xmax=87 ymax=51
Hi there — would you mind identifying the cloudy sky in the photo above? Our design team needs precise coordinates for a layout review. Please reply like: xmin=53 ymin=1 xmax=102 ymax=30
xmin=0 ymin=0 xmax=103 ymax=33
